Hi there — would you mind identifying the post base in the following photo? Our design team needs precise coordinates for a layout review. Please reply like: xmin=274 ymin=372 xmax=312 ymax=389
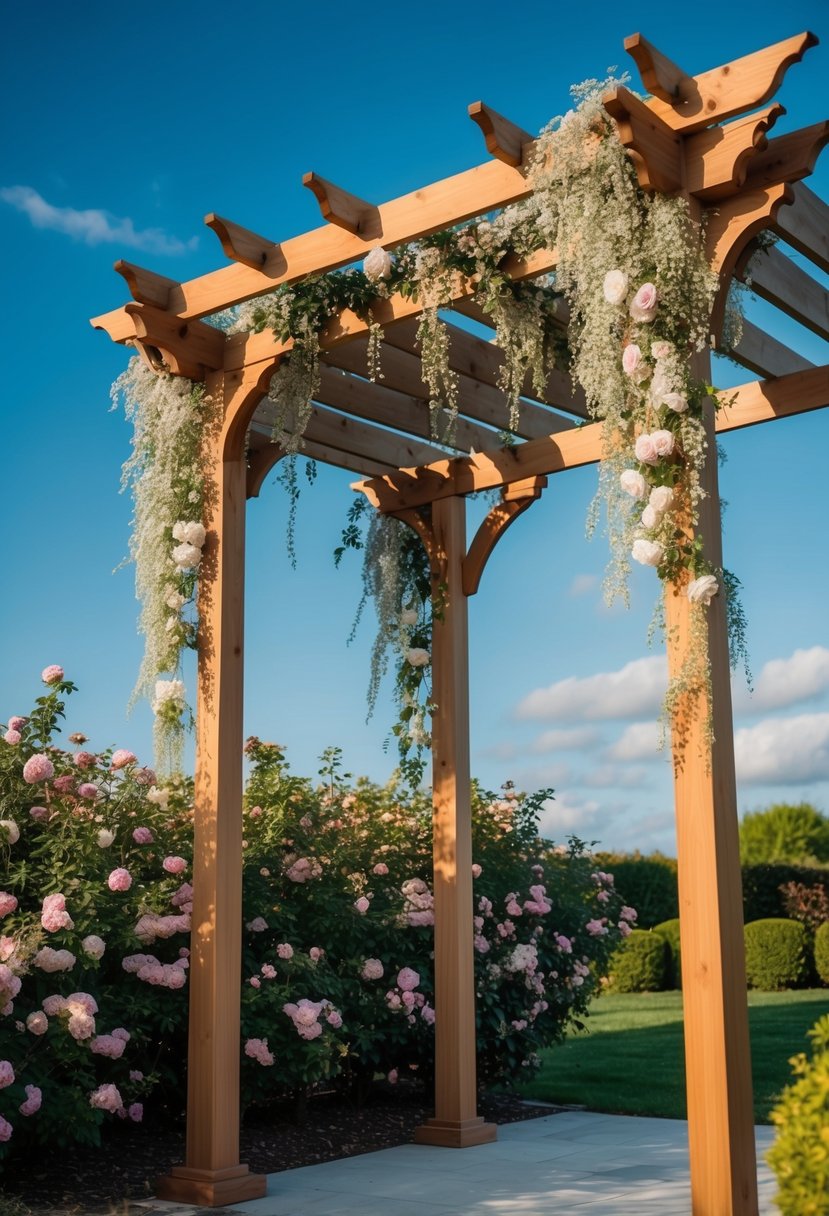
xmin=413 ymin=1117 xmax=498 ymax=1147
xmin=155 ymin=1163 xmax=267 ymax=1207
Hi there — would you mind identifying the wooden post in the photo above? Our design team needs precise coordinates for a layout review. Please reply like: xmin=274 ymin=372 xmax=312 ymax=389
xmin=665 ymin=359 xmax=758 ymax=1215
xmin=414 ymin=495 xmax=497 ymax=1148
xmin=156 ymin=440 xmax=266 ymax=1207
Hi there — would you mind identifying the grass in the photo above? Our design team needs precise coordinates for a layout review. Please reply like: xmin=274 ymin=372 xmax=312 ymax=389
xmin=520 ymin=989 xmax=829 ymax=1122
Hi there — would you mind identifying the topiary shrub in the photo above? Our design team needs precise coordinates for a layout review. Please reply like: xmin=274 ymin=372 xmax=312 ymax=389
xmin=604 ymin=858 xmax=678 ymax=928
xmin=742 ymin=863 xmax=829 ymax=922
xmin=653 ymin=918 xmax=682 ymax=988
xmin=607 ymin=930 xmax=667 ymax=992
xmin=767 ymin=1014 xmax=829 ymax=1215
xmin=814 ymin=921 xmax=829 ymax=986
xmin=744 ymin=919 xmax=810 ymax=990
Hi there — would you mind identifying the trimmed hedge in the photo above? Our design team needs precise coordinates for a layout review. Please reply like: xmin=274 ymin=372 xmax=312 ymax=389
xmin=815 ymin=921 xmax=829 ymax=986
xmin=653 ymin=918 xmax=682 ymax=989
xmin=742 ymin=863 xmax=829 ymax=922
xmin=603 ymin=858 xmax=678 ymax=929
xmin=608 ymin=930 xmax=667 ymax=993
xmin=744 ymin=919 xmax=811 ymax=991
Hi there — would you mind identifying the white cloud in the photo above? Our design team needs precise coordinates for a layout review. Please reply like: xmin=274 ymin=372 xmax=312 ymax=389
xmin=606 ymin=720 xmax=663 ymax=762
xmin=0 ymin=185 xmax=198 ymax=255
xmin=734 ymin=647 xmax=829 ymax=714
xmin=537 ymin=792 xmax=602 ymax=839
xmin=568 ymin=573 xmax=599 ymax=598
xmin=581 ymin=764 xmax=650 ymax=789
xmin=735 ymin=713 xmax=829 ymax=785
xmin=531 ymin=726 xmax=601 ymax=753
xmin=516 ymin=655 xmax=666 ymax=722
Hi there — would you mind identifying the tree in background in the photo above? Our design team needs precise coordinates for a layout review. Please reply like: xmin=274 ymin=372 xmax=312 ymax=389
xmin=739 ymin=803 xmax=829 ymax=867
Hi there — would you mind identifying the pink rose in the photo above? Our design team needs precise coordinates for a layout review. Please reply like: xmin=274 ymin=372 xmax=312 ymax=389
xmin=74 ymin=751 xmax=97 ymax=769
xmin=41 ymin=893 xmax=73 ymax=933
xmin=249 ymin=975 xmax=261 ymax=988
xmin=387 ymin=1069 xmax=398 ymax=1084
xmin=132 ymin=827 xmax=153 ymax=844
xmin=110 ymin=749 xmax=137 ymax=770
xmin=7 ymin=718 xmax=25 ymax=732
xmin=3 ymin=730 xmax=21 ymax=746
xmin=34 ymin=947 xmax=76 ymax=972
xmin=619 ymin=921 xmax=632 ymax=937
xmin=77 ymin=783 xmax=99 ymax=800
xmin=622 ymin=344 xmax=644 ymax=376
xmin=276 ymin=943 xmax=294 ymax=960
xmin=0 ymin=1115 xmax=11 ymax=1142
xmin=629 ymin=282 xmax=658 ymax=322
xmin=396 ymin=967 xmax=420 ymax=992
xmin=585 ymin=918 xmax=608 ymax=936
xmin=52 ymin=775 xmax=74 ymax=793
xmin=26 ymin=1011 xmax=48 ymax=1035
xmin=634 ymin=433 xmax=659 ymax=465
xmin=128 ymin=1103 xmax=143 ymax=1122
xmin=326 ymin=1009 xmax=343 ymax=1028
xmin=0 ymin=893 xmax=17 ymax=917
xmin=107 ymin=868 xmax=132 ymax=893
xmin=0 ymin=1060 xmax=15 ymax=1088
xmin=162 ymin=856 xmax=187 ymax=875
xmin=89 ymin=1083 xmax=123 ymax=1113
xmin=82 ymin=935 xmax=106 ymax=960
xmin=22 ymin=754 xmax=54 ymax=784
xmin=471 ymin=864 xmax=482 ymax=878
xmin=361 ymin=958 xmax=384 ymax=981
xmin=620 ymin=469 xmax=647 ymax=499
xmin=29 ymin=806 xmax=48 ymax=821
xmin=41 ymin=665 xmax=64 ymax=685
xmin=354 ymin=897 xmax=370 ymax=914
xmin=309 ymin=947 xmax=323 ymax=962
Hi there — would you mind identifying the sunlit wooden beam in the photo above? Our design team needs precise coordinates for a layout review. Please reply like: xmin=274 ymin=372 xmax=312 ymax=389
xmin=468 ymin=102 xmax=533 ymax=167
xmin=774 ymin=181 xmax=829 ymax=274
xmin=205 ymin=214 xmax=281 ymax=270
xmin=740 ymin=243 xmax=829 ymax=342
xmin=114 ymin=261 xmax=179 ymax=308
xmin=722 ymin=317 xmax=814 ymax=378
xmin=302 ymin=173 xmax=380 ymax=237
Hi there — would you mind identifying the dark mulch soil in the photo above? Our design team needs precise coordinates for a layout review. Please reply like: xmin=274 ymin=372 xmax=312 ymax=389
xmin=2 ymin=1087 xmax=561 ymax=1215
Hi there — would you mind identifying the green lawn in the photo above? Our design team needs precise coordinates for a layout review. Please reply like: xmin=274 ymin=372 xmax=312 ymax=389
xmin=520 ymin=990 xmax=829 ymax=1122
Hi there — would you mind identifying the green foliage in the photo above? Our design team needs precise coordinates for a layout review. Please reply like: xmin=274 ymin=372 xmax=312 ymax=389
xmin=814 ymin=922 xmax=829 ymax=986
xmin=653 ymin=918 xmax=682 ymax=989
xmin=742 ymin=863 xmax=829 ymax=922
xmin=0 ymin=672 xmax=630 ymax=1165
xmin=744 ymin=919 xmax=811 ymax=991
xmin=607 ymin=930 xmax=667 ymax=993
xmin=767 ymin=1014 xmax=829 ymax=1215
xmin=740 ymin=803 xmax=829 ymax=867
xmin=596 ymin=856 xmax=678 ymax=928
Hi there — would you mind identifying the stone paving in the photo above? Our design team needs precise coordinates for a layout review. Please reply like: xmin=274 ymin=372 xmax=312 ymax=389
xmin=133 ymin=1110 xmax=780 ymax=1215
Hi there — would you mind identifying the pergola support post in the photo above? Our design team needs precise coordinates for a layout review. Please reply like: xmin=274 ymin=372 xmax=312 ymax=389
xmin=156 ymin=440 xmax=266 ymax=1208
xmin=666 ymin=395 xmax=758 ymax=1216
xmin=413 ymin=494 xmax=497 ymax=1148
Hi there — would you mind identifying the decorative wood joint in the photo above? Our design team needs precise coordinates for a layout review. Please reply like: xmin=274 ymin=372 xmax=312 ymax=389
xmin=114 ymin=261 xmax=179 ymax=309
xmin=684 ymin=104 xmax=785 ymax=200
xmin=205 ymin=213 xmax=284 ymax=272
xmin=391 ymin=506 xmax=441 ymax=576
xmin=744 ymin=121 xmax=829 ymax=191
xmin=462 ymin=475 xmax=546 ymax=597
xmin=623 ymin=34 xmax=693 ymax=103
xmin=627 ymin=30 xmax=818 ymax=134
xmin=124 ymin=303 xmax=226 ymax=381
xmin=603 ymin=86 xmax=683 ymax=193
xmin=246 ymin=443 xmax=284 ymax=499
xmin=468 ymin=101 xmax=533 ymax=168
xmin=302 ymin=173 xmax=380 ymax=239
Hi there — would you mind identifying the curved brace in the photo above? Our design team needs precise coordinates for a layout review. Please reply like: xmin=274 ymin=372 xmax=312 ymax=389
xmin=392 ymin=506 xmax=441 ymax=577
xmin=221 ymin=363 xmax=281 ymax=463
xmin=462 ymin=477 xmax=546 ymax=597
xmin=705 ymin=182 xmax=794 ymax=342
xmin=246 ymin=443 xmax=284 ymax=499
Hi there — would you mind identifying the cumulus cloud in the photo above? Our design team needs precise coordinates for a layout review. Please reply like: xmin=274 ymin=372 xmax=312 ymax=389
xmin=516 ymin=655 xmax=666 ymax=722
xmin=606 ymin=720 xmax=663 ymax=762
xmin=581 ymin=764 xmax=650 ymax=789
xmin=568 ymin=573 xmax=599 ymax=598
xmin=734 ymin=647 xmax=829 ymax=714
xmin=537 ymin=792 xmax=602 ymax=839
xmin=531 ymin=726 xmax=601 ymax=753
xmin=0 ymin=185 xmax=198 ymax=255
xmin=735 ymin=713 xmax=829 ymax=785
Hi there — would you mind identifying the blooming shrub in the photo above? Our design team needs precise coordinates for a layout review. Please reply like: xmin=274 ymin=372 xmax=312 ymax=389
xmin=0 ymin=672 xmax=630 ymax=1163
xmin=767 ymin=1014 xmax=829 ymax=1216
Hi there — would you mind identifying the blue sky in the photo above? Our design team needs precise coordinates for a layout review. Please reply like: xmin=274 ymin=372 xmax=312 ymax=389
xmin=1 ymin=0 xmax=828 ymax=854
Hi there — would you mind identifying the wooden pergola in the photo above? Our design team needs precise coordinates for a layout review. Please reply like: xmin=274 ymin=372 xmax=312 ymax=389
xmin=92 ymin=31 xmax=829 ymax=1215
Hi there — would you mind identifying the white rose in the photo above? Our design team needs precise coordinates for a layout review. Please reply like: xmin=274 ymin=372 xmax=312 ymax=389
xmin=603 ymin=269 xmax=629 ymax=306
xmin=649 ymin=486 xmax=674 ymax=514
xmin=166 ymin=591 xmax=187 ymax=610
xmin=97 ymin=829 xmax=115 ymax=848
xmin=662 ymin=392 xmax=689 ymax=414
xmin=650 ymin=430 xmax=675 ymax=458
xmin=631 ymin=538 xmax=664 ymax=567
xmin=363 ymin=247 xmax=393 ymax=282
xmin=400 ymin=608 xmax=418 ymax=627
xmin=405 ymin=648 xmax=431 ymax=668
xmin=0 ymin=820 xmax=19 ymax=844
xmin=619 ymin=470 xmax=647 ymax=500
xmin=182 ymin=522 xmax=205 ymax=548
xmin=172 ymin=543 xmax=202 ymax=571
xmin=687 ymin=574 xmax=719 ymax=605
xmin=82 ymin=935 xmax=106 ymax=960
xmin=146 ymin=786 xmax=170 ymax=809
xmin=641 ymin=505 xmax=660 ymax=530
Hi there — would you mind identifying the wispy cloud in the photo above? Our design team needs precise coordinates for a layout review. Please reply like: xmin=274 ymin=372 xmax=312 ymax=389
xmin=734 ymin=646 xmax=829 ymax=714
xmin=606 ymin=720 xmax=662 ymax=762
xmin=0 ymin=185 xmax=198 ymax=256
xmin=568 ymin=573 xmax=599 ymax=598
xmin=515 ymin=655 xmax=666 ymax=722
xmin=735 ymin=712 xmax=829 ymax=785
xmin=531 ymin=726 xmax=601 ymax=753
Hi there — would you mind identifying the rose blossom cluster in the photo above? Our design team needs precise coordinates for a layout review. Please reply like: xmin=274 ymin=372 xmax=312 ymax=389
xmin=122 ymin=952 xmax=188 ymax=989
xmin=384 ymin=967 xmax=435 ymax=1027
xmin=400 ymin=877 xmax=434 ymax=927
xmin=283 ymin=997 xmax=343 ymax=1040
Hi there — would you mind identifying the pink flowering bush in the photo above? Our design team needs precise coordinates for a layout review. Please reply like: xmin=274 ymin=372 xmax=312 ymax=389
xmin=0 ymin=674 xmax=630 ymax=1165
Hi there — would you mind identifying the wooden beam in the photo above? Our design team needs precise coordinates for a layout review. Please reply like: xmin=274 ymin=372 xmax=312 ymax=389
xmin=623 ymin=34 xmax=692 ymax=102
xmin=632 ymin=31 xmax=818 ymax=134
xmin=252 ymin=402 xmax=448 ymax=470
xmin=684 ymin=105 xmax=785 ymax=200
xmin=114 ymin=261 xmax=179 ymax=309
xmin=723 ymin=317 xmax=814 ymax=379
xmin=462 ymin=477 xmax=546 ymax=596
xmin=411 ymin=495 xmax=497 ymax=1149
xmin=205 ymin=214 xmax=281 ymax=270
xmin=741 ymin=244 xmax=829 ymax=342
xmin=774 ymin=181 xmax=829 ymax=274
xmin=91 ymin=155 xmax=538 ymax=343
xmin=468 ymin=101 xmax=533 ymax=167
xmin=355 ymin=366 xmax=829 ymax=511
xmin=246 ymin=428 xmax=396 ymax=491
xmin=745 ymin=122 xmax=829 ymax=191
xmin=124 ymin=303 xmax=226 ymax=379
xmin=302 ymin=173 xmax=379 ymax=237
xmin=603 ymin=86 xmax=683 ymax=193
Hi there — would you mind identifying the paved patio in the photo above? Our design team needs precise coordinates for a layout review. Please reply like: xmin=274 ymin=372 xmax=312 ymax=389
xmin=146 ymin=1110 xmax=780 ymax=1215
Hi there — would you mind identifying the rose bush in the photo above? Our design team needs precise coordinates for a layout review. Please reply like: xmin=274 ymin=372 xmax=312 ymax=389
xmin=0 ymin=671 xmax=631 ymax=1163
